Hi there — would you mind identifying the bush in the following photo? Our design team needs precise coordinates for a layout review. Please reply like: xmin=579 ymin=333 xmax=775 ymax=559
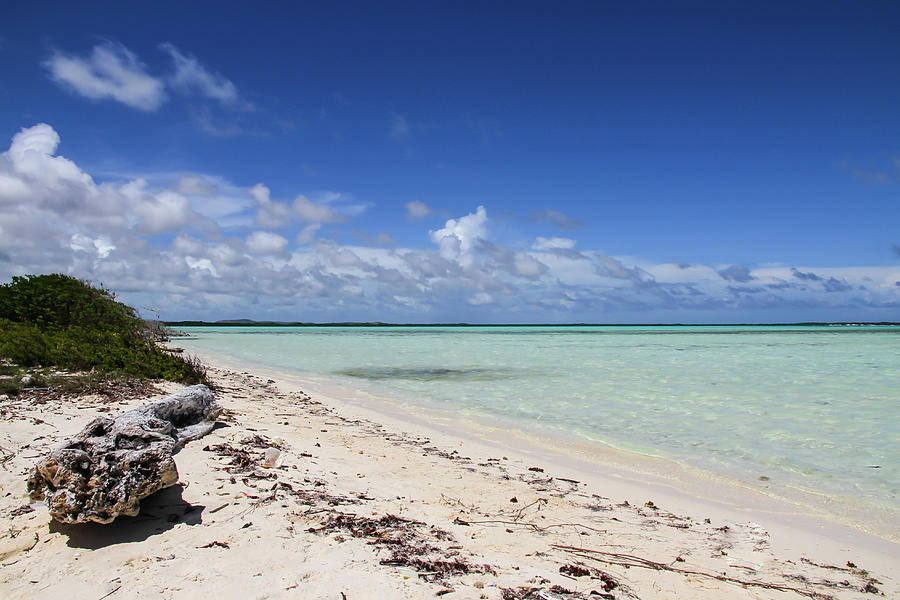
xmin=0 ymin=319 xmax=50 ymax=367
xmin=0 ymin=273 xmax=138 ymax=332
xmin=0 ymin=274 xmax=207 ymax=384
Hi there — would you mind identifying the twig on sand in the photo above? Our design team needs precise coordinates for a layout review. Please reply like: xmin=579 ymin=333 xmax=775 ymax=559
xmin=552 ymin=544 xmax=838 ymax=600
xmin=462 ymin=519 xmax=606 ymax=535
xmin=96 ymin=585 xmax=122 ymax=600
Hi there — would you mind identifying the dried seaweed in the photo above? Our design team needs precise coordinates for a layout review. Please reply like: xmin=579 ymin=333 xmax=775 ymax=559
xmin=501 ymin=585 xmax=605 ymax=599
xmin=204 ymin=442 xmax=260 ymax=473
xmin=310 ymin=511 xmax=494 ymax=581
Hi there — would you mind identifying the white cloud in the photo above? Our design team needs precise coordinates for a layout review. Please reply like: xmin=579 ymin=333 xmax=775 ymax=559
xmin=127 ymin=184 xmax=194 ymax=234
xmin=251 ymin=183 xmax=290 ymax=227
xmin=513 ymin=252 xmax=547 ymax=278
xmin=2 ymin=123 xmax=898 ymax=323
xmin=185 ymin=256 xmax=218 ymax=277
xmin=177 ymin=175 xmax=215 ymax=196
xmin=189 ymin=192 xmax=253 ymax=226
xmin=430 ymin=205 xmax=488 ymax=254
xmin=160 ymin=43 xmax=242 ymax=107
xmin=468 ymin=292 xmax=493 ymax=305
xmin=317 ymin=241 xmax=365 ymax=268
xmin=171 ymin=234 xmax=207 ymax=256
xmin=295 ymin=224 xmax=321 ymax=245
xmin=254 ymin=185 xmax=353 ymax=227
xmin=69 ymin=233 xmax=113 ymax=259
xmin=246 ymin=231 xmax=289 ymax=255
xmin=0 ymin=172 xmax=32 ymax=201
xmin=532 ymin=236 xmax=576 ymax=251
xmin=94 ymin=236 xmax=115 ymax=258
xmin=6 ymin=123 xmax=93 ymax=194
xmin=0 ymin=123 xmax=224 ymax=244
xmin=294 ymin=194 xmax=346 ymax=223
xmin=405 ymin=200 xmax=431 ymax=220
xmin=44 ymin=42 xmax=166 ymax=111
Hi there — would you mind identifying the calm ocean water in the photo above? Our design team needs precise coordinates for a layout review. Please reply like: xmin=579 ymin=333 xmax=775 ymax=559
xmin=176 ymin=325 xmax=899 ymax=523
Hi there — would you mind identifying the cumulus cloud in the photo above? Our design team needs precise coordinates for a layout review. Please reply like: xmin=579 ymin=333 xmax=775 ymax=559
xmin=0 ymin=123 xmax=221 ymax=249
xmin=131 ymin=188 xmax=193 ymax=234
xmin=405 ymin=200 xmax=431 ymax=220
xmin=246 ymin=231 xmax=289 ymax=255
xmin=513 ymin=253 xmax=547 ymax=278
xmin=160 ymin=43 xmax=243 ymax=107
xmin=253 ymin=184 xmax=355 ymax=228
xmin=44 ymin=42 xmax=167 ymax=111
xmin=430 ymin=206 xmax=488 ymax=254
xmin=294 ymin=195 xmax=347 ymax=223
xmin=3 ymin=123 xmax=93 ymax=198
xmin=70 ymin=234 xmax=115 ymax=259
xmin=2 ymin=123 xmax=898 ymax=323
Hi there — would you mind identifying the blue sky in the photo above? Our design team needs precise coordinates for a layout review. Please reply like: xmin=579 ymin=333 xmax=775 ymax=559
xmin=1 ymin=1 xmax=898 ymax=322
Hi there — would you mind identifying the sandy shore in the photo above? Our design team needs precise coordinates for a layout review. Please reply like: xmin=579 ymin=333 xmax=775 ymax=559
xmin=1 ymin=363 xmax=897 ymax=599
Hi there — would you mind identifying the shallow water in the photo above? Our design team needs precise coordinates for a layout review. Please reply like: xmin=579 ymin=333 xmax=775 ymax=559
xmin=176 ymin=325 xmax=900 ymax=525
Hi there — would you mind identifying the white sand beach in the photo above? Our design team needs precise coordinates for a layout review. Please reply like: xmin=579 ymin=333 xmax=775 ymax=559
xmin=1 ymin=360 xmax=897 ymax=600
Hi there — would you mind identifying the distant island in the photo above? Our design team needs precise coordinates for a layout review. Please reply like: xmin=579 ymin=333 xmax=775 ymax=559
xmin=165 ymin=320 xmax=900 ymax=327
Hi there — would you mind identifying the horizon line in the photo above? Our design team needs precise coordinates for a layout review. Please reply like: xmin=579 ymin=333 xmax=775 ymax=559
xmin=163 ymin=320 xmax=900 ymax=327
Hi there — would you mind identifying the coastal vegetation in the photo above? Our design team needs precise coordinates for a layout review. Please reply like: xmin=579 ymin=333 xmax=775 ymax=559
xmin=0 ymin=273 xmax=206 ymax=393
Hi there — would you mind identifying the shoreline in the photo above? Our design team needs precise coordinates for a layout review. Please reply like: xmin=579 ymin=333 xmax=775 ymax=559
xmin=1 ymin=360 xmax=897 ymax=598
xmin=188 ymin=346 xmax=900 ymax=549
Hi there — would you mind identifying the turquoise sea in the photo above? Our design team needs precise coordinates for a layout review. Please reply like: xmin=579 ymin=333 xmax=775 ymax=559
xmin=176 ymin=325 xmax=899 ymax=530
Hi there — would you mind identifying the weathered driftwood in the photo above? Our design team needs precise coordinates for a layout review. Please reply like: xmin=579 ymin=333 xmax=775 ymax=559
xmin=27 ymin=384 xmax=221 ymax=524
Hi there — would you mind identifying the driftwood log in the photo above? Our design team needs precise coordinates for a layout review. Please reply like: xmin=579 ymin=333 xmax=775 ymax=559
xmin=27 ymin=384 xmax=222 ymax=524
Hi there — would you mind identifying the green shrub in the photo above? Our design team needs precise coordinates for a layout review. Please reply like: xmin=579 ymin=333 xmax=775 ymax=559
xmin=0 ymin=377 xmax=23 ymax=396
xmin=0 ymin=319 xmax=50 ymax=366
xmin=0 ymin=273 xmax=138 ymax=332
xmin=0 ymin=274 xmax=207 ymax=384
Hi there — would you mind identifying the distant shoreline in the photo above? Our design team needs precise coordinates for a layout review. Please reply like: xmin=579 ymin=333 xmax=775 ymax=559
xmin=166 ymin=320 xmax=900 ymax=327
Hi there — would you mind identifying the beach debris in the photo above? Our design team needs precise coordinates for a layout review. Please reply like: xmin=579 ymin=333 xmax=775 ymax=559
xmin=550 ymin=544 xmax=857 ymax=599
xmin=8 ymin=504 xmax=35 ymax=517
xmin=500 ymin=585 xmax=609 ymax=599
xmin=205 ymin=442 xmax=260 ymax=472
xmin=26 ymin=384 xmax=221 ymax=524
xmin=261 ymin=447 xmax=282 ymax=468
xmin=557 ymin=564 xmax=590 ymax=577
xmin=309 ymin=511 xmax=495 ymax=582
